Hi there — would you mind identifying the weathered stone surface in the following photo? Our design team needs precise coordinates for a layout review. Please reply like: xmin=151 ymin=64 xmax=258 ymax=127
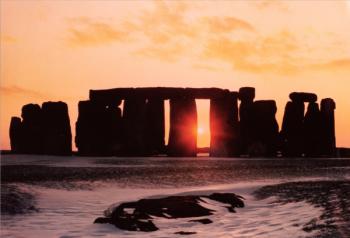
xmin=280 ymin=101 xmax=305 ymax=157
xmin=9 ymin=117 xmax=22 ymax=153
xmin=303 ymin=102 xmax=322 ymax=157
xmin=289 ymin=92 xmax=317 ymax=103
xmin=320 ymin=98 xmax=336 ymax=156
xmin=249 ymin=100 xmax=279 ymax=156
xmin=210 ymin=93 xmax=239 ymax=157
xmin=94 ymin=193 xmax=244 ymax=232
xmin=168 ymin=98 xmax=197 ymax=156
xmin=145 ymin=98 xmax=165 ymax=155
xmin=41 ymin=102 xmax=72 ymax=155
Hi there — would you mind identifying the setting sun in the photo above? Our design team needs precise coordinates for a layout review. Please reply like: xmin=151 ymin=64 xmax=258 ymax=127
xmin=198 ymin=127 xmax=204 ymax=135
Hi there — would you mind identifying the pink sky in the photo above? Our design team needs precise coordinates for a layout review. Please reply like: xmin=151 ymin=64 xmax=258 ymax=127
xmin=1 ymin=0 xmax=350 ymax=149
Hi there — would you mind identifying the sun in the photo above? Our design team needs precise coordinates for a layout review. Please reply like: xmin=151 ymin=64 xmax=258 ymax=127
xmin=197 ymin=127 xmax=204 ymax=135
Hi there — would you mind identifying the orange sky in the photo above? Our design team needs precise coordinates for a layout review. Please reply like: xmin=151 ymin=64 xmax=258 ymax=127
xmin=1 ymin=0 xmax=350 ymax=150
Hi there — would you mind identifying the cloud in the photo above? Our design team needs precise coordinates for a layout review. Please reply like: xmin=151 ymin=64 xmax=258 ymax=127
xmin=66 ymin=18 xmax=128 ymax=47
xmin=63 ymin=1 xmax=349 ymax=76
xmin=135 ymin=42 xmax=187 ymax=62
xmin=254 ymin=0 xmax=289 ymax=11
xmin=1 ymin=35 xmax=18 ymax=44
xmin=202 ymin=31 xmax=301 ymax=74
xmin=201 ymin=16 xmax=255 ymax=33
xmin=125 ymin=1 xmax=256 ymax=62
xmin=0 ymin=86 xmax=48 ymax=98
xmin=310 ymin=58 xmax=350 ymax=72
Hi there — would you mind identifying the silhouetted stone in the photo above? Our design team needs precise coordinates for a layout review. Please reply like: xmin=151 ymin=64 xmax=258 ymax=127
xmin=289 ymin=92 xmax=317 ymax=103
xmin=94 ymin=193 xmax=244 ymax=232
xmin=145 ymin=98 xmax=165 ymax=155
xmin=168 ymin=97 xmax=197 ymax=156
xmin=210 ymin=93 xmax=239 ymax=157
xmin=238 ymin=87 xmax=255 ymax=102
xmin=238 ymin=87 xmax=256 ymax=155
xmin=9 ymin=117 xmax=22 ymax=153
xmin=20 ymin=104 xmax=43 ymax=154
xmin=41 ymin=102 xmax=72 ymax=155
xmin=249 ymin=100 xmax=279 ymax=156
xmin=76 ymin=101 xmax=122 ymax=156
xmin=320 ymin=98 xmax=336 ymax=156
xmin=90 ymin=87 xmax=236 ymax=100
xmin=304 ymin=102 xmax=322 ymax=157
xmin=280 ymin=101 xmax=305 ymax=157
xmin=122 ymin=97 xmax=148 ymax=155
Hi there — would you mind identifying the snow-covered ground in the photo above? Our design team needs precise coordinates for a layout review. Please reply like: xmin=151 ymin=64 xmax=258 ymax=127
xmin=1 ymin=155 xmax=350 ymax=238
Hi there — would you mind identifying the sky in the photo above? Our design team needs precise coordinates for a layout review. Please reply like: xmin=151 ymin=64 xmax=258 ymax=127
xmin=1 ymin=0 xmax=350 ymax=150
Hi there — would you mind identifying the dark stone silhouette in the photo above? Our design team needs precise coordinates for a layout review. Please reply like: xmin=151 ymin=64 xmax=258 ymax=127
xmin=123 ymin=97 xmax=148 ymax=155
xmin=168 ymin=97 xmax=197 ymax=156
xmin=9 ymin=117 xmax=22 ymax=153
xmin=20 ymin=104 xmax=43 ymax=154
xmin=250 ymin=100 xmax=279 ymax=156
xmin=238 ymin=87 xmax=256 ymax=155
xmin=281 ymin=97 xmax=306 ymax=157
xmin=289 ymin=92 xmax=317 ymax=103
xmin=41 ymin=102 xmax=72 ymax=155
xmin=303 ymin=102 xmax=322 ymax=157
xmin=9 ymin=102 xmax=72 ymax=155
xmin=281 ymin=93 xmax=336 ymax=157
xmin=75 ymin=100 xmax=123 ymax=156
xmin=10 ymin=87 xmax=338 ymax=158
xmin=145 ymin=98 xmax=165 ymax=155
xmin=210 ymin=92 xmax=239 ymax=157
xmin=94 ymin=193 xmax=244 ymax=232
xmin=320 ymin=98 xmax=336 ymax=156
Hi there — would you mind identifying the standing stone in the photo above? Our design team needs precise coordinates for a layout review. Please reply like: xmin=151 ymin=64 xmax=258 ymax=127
xmin=289 ymin=92 xmax=317 ymax=103
xmin=238 ymin=87 xmax=255 ymax=156
xmin=105 ymin=105 xmax=123 ymax=155
xmin=42 ymin=102 xmax=72 ymax=155
xmin=210 ymin=93 xmax=239 ymax=157
xmin=280 ymin=100 xmax=305 ymax=157
xmin=145 ymin=98 xmax=165 ymax=155
xmin=9 ymin=117 xmax=22 ymax=153
xmin=168 ymin=97 xmax=197 ymax=157
xmin=122 ymin=97 xmax=148 ymax=155
xmin=20 ymin=104 xmax=43 ymax=154
xmin=76 ymin=99 xmax=123 ymax=156
xmin=250 ymin=100 xmax=279 ymax=156
xmin=320 ymin=98 xmax=336 ymax=156
xmin=303 ymin=102 xmax=322 ymax=157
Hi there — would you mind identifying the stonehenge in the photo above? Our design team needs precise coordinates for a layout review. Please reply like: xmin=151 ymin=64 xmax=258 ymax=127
xmin=209 ymin=92 xmax=239 ymax=157
xmin=9 ymin=87 xmax=337 ymax=158
xmin=9 ymin=101 xmax=71 ymax=155
xmin=280 ymin=93 xmax=336 ymax=157
xmin=168 ymin=97 xmax=197 ymax=156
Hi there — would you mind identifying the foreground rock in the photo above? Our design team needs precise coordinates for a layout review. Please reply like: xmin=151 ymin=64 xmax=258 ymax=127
xmin=94 ymin=193 xmax=244 ymax=232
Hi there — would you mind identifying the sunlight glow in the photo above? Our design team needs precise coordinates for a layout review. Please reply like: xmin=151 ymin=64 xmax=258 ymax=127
xmin=198 ymin=127 xmax=204 ymax=135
